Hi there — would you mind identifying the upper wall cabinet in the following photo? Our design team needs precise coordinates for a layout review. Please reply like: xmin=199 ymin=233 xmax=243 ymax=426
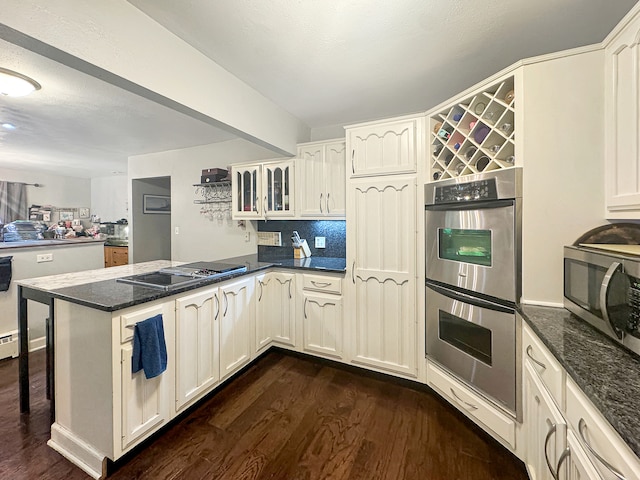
xmin=232 ymin=159 xmax=295 ymax=220
xmin=347 ymin=116 xmax=418 ymax=177
xmin=605 ymin=4 xmax=640 ymax=218
xmin=297 ymin=139 xmax=346 ymax=218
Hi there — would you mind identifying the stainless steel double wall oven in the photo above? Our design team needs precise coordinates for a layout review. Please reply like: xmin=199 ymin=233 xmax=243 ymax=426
xmin=425 ymin=168 xmax=522 ymax=418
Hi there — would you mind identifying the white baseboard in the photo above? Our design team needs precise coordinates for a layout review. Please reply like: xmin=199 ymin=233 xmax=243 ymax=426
xmin=48 ymin=423 xmax=107 ymax=480
xmin=29 ymin=335 xmax=46 ymax=352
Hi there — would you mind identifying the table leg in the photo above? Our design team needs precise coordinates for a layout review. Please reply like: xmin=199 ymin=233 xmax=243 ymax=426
xmin=18 ymin=286 xmax=29 ymax=414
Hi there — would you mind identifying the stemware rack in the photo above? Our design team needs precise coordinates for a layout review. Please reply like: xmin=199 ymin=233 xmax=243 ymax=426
xmin=193 ymin=181 xmax=232 ymax=221
xmin=429 ymin=76 xmax=516 ymax=180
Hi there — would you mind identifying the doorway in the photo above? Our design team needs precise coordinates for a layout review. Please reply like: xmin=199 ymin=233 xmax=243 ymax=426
xmin=131 ymin=177 xmax=171 ymax=263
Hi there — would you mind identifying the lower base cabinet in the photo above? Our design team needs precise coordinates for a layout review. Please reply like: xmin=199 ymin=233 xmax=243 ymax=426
xmin=219 ymin=276 xmax=254 ymax=380
xmin=302 ymin=274 xmax=343 ymax=359
xmin=255 ymin=271 xmax=296 ymax=353
xmin=427 ymin=361 xmax=516 ymax=450
xmin=104 ymin=246 xmax=128 ymax=267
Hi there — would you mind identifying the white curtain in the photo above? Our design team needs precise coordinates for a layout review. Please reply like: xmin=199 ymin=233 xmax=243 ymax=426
xmin=0 ymin=181 xmax=28 ymax=224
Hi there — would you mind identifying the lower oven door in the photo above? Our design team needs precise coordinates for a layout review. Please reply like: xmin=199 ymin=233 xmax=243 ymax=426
xmin=426 ymin=280 xmax=517 ymax=414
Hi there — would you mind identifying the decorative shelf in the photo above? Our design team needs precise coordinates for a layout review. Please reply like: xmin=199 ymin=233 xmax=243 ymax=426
xmin=429 ymin=77 xmax=516 ymax=181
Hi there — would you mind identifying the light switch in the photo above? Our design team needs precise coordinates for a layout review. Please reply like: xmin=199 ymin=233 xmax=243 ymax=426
xmin=315 ymin=237 xmax=326 ymax=248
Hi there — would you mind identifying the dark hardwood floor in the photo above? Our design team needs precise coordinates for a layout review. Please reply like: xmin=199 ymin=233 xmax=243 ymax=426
xmin=0 ymin=349 xmax=529 ymax=479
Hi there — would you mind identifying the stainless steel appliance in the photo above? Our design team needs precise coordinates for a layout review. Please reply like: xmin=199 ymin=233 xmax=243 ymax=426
xmin=117 ymin=262 xmax=247 ymax=291
xmin=425 ymin=168 xmax=522 ymax=303
xmin=564 ymin=245 xmax=640 ymax=356
xmin=425 ymin=168 xmax=522 ymax=419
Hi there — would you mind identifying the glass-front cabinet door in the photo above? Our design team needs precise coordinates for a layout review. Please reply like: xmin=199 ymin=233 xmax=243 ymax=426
xmin=232 ymin=163 xmax=262 ymax=219
xmin=263 ymin=160 xmax=294 ymax=217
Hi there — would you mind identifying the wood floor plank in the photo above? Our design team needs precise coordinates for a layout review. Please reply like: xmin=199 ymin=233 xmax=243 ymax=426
xmin=0 ymin=350 xmax=529 ymax=480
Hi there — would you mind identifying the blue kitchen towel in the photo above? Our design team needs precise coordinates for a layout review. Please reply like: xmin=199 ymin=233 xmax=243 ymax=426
xmin=132 ymin=314 xmax=167 ymax=379
xmin=0 ymin=256 xmax=12 ymax=292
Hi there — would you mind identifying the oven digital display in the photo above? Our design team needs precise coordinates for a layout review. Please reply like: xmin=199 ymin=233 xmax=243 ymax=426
xmin=438 ymin=228 xmax=492 ymax=267
xmin=433 ymin=179 xmax=498 ymax=204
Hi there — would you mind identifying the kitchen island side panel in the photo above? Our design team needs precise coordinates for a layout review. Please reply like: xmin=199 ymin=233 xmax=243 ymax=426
xmin=53 ymin=300 xmax=115 ymax=458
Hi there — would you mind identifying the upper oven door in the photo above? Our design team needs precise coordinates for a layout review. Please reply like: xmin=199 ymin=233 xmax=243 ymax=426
xmin=426 ymin=199 xmax=516 ymax=302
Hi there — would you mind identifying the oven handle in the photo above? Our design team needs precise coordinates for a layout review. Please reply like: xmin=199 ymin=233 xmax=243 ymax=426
xmin=425 ymin=199 xmax=515 ymax=211
xmin=599 ymin=262 xmax=624 ymax=340
xmin=426 ymin=280 xmax=514 ymax=314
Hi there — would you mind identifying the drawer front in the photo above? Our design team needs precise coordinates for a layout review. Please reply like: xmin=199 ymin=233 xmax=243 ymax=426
xmin=120 ymin=304 xmax=167 ymax=343
xmin=303 ymin=274 xmax=342 ymax=294
xmin=523 ymin=324 xmax=564 ymax=408
xmin=427 ymin=361 xmax=516 ymax=448
xmin=565 ymin=379 xmax=640 ymax=480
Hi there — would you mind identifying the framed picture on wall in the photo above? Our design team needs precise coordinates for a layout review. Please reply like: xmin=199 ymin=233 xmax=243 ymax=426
xmin=143 ymin=194 xmax=171 ymax=214
xmin=59 ymin=211 xmax=74 ymax=221
xmin=79 ymin=207 xmax=90 ymax=218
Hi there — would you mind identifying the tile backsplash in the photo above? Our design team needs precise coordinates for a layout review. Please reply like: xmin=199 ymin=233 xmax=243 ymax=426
xmin=257 ymin=220 xmax=346 ymax=260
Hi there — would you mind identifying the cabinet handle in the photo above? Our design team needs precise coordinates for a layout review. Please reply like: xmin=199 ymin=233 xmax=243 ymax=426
xmin=449 ymin=388 xmax=478 ymax=411
xmin=264 ymin=195 xmax=267 ymax=215
xmin=556 ymin=447 xmax=570 ymax=480
xmin=304 ymin=298 xmax=308 ymax=319
xmin=223 ymin=292 xmax=228 ymax=317
xmin=578 ymin=418 xmax=627 ymax=480
xmin=311 ymin=281 xmax=331 ymax=288
xmin=326 ymin=193 xmax=330 ymax=213
xmin=214 ymin=293 xmax=220 ymax=320
xmin=352 ymin=261 xmax=355 ymax=284
xmin=320 ymin=193 xmax=323 ymax=213
xmin=288 ymin=279 xmax=292 ymax=299
xmin=526 ymin=345 xmax=547 ymax=370
xmin=544 ymin=423 xmax=559 ymax=480
xmin=258 ymin=280 xmax=264 ymax=302
xmin=351 ymin=149 xmax=355 ymax=174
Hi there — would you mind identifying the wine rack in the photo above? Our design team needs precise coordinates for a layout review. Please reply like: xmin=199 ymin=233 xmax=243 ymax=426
xmin=429 ymin=77 xmax=515 ymax=181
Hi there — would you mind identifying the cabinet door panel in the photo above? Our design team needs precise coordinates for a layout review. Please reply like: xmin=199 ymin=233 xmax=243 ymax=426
xmin=263 ymin=161 xmax=294 ymax=217
xmin=349 ymin=120 xmax=416 ymax=177
xmin=175 ymin=288 xmax=219 ymax=411
xmin=256 ymin=273 xmax=296 ymax=350
xmin=298 ymin=145 xmax=325 ymax=217
xmin=605 ymin=13 xmax=640 ymax=216
xmin=565 ymin=431 xmax=603 ymax=480
xmin=220 ymin=278 xmax=254 ymax=380
xmin=325 ymin=141 xmax=346 ymax=216
xmin=121 ymin=344 xmax=166 ymax=451
xmin=303 ymin=292 xmax=342 ymax=359
xmin=232 ymin=164 xmax=262 ymax=219
xmin=524 ymin=364 xmax=566 ymax=480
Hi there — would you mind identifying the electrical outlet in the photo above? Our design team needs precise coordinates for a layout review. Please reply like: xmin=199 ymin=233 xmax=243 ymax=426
xmin=36 ymin=253 xmax=53 ymax=263
xmin=315 ymin=236 xmax=326 ymax=248
xmin=244 ymin=232 xmax=251 ymax=242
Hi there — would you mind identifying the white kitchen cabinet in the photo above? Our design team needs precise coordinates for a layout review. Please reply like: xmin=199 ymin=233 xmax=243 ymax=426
xmin=524 ymin=362 xmax=567 ymax=480
xmin=219 ymin=276 xmax=254 ymax=380
xmin=428 ymin=361 xmax=517 ymax=450
xmin=119 ymin=303 xmax=174 ymax=451
xmin=302 ymin=273 xmax=343 ymax=359
xmin=347 ymin=116 xmax=418 ymax=177
xmin=347 ymin=174 xmax=417 ymax=377
xmin=255 ymin=271 xmax=296 ymax=352
xmin=231 ymin=159 xmax=294 ymax=220
xmin=564 ymin=379 xmax=640 ymax=480
xmin=175 ymin=288 xmax=220 ymax=412
xmin=564 ymin=431 xmax=603 ymax=480
xmin=605 ymin=3 xmax=640 ymax=218
xmin=297 ymin=139 xmax=346 ymax=217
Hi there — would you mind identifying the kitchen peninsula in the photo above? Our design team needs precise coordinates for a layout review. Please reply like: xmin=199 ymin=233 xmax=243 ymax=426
xmin=16 ymin=254 xmax=346 ymax=479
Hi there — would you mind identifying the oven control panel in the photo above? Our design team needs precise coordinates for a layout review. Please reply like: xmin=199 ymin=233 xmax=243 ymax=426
xmin=433 ymin=178 xmax=498 ymax=204
xmin=628 ymin=278 xmax=640 ymax=337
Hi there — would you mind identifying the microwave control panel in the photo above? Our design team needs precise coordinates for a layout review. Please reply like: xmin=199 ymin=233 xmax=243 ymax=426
xmin=433 ymin=179 xmax=498 ymax=204
xmin=627 ymin=278 xmax=640 ymax=336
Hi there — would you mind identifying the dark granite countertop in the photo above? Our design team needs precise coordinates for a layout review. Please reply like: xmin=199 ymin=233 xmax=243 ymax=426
xmin=21 ymin=254 xmax=346 ymax=313
xmin=0 ymin=238 xmax=106 ymax=250
xmin=521 ymin=304 xmax=640 ymax=458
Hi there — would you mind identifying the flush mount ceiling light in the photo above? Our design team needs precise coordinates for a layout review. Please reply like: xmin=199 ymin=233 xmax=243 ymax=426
xmin=0 ymin=67 xmax=41 ymax=97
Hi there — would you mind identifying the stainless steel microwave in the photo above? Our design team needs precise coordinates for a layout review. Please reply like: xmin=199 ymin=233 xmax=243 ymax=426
xmin=564 ymin=245 xmax=640 ymax=356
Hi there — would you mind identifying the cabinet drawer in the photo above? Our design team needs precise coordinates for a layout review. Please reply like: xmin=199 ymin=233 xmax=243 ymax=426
xmin=427 ymin=361 xmax=516 ymax=449
xmin=120 ymin=304 xmax=167 ymax=343
xmin=523 ymin=323 xmax=564 ymax=408
xmin=303 ymin=274 xmax=342 ymax=294
xmin=565 ymin=379 xmax=640 ymax=480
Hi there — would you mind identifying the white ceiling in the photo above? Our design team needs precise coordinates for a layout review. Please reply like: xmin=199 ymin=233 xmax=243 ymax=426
xmin=0 ymin=38 xmax=236 ymax=179
xmin=1 ymin=0 xmax=638 ymax=179
xmin=129 ymin=0 xmax=639 ymax=127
